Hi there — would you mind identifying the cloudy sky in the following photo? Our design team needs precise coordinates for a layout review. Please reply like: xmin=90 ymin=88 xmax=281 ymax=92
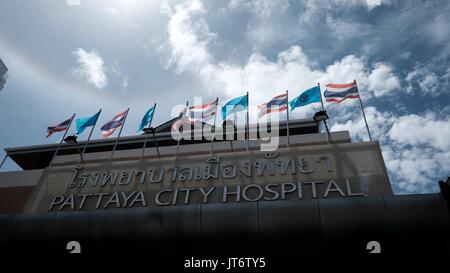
xmin=0 ymin=0 xmax=449 ymax=194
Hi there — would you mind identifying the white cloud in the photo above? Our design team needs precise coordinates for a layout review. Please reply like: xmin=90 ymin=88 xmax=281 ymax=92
xmin=72 ymin=48 xmax=108 ymax=89
xmin=388 ymin=112 xmax=450 ymax=151
xmin=405 ymin=66 xmax=447 ymax=96
xmin=418 ymin=73 xmax=439 ymax=94
xmin=365 ymin=0 xmax=382 ymax=9
xmin=366 ymin=63 xmax=401 ymax=97
xmin=164 ymin=0 xmax=400 ymax=111
xmin=161 ymin=0 xmax=450 ymax=194
xmin=166 ymin=0 xmax=215 ymax=73
xmin=66 ymin=0 xmax=81 ymax=6
xmin=331 ymin=106 xmax=450 ymax=194
xmin=320 ymin=56 xmax=400 ymax=98
xmin=159 ymin=0 xmax=172 ymax=15
xmin=330 ymin=106 xmax=395 ymax=141
xmin=383 ymin=145 xmax=450 ymax=194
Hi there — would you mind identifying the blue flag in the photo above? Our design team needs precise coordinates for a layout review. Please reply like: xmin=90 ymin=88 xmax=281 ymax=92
xmin=76 ymin=110 xmax=101 ymax=135
xmin=137 ymin=105 xmax=156 ymax=132
xmin=221 ymin=94 xmax=248 ymax=120
xmin=289 ymin=86 xmax=321 ymax=111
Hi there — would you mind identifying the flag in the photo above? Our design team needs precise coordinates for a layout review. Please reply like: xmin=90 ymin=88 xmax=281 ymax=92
xmin=171 ymin=106 xmax=188 ymax=132
xmin=76 ymin=110 xmax=101 ymax=135
xmin=46 ymin=118 xmax=71 ymax=137
xmin=258 ymin=93 xmax=288 ymax=118
xmin=324 ymin=82 xmax=359 ymax=103
xmin=137 ymin=105 xmax=156 ymax=132
xmin=221 ymin=94 xmax=248 ymax=120
xmin=289 ymin=86 xmax=321 ymax=111
xmin=101 ymin=109 xmax=128 ymax=138
xmin=188 ymin=98 xmax=218 ymax=123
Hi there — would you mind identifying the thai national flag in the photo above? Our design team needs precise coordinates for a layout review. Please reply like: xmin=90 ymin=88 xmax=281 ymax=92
xmin=101 ymin=109 xmax=128 ymax=138
xmin=324 ymin=82 xmax=359 ymax=103
xmin=188 ymin=98 xmax=218 ymax=123
xmin=258 ymin=93 xmax=288 ymax=118
xmin=46 ymin=118 xmax=71 ymax=137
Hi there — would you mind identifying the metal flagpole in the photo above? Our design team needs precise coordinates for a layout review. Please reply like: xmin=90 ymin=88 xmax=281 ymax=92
xmin=109 ymin=108 xmax=130 ymax=164
xmin=151 ymin=128 xmax=160 ymax=158
xmin=209 ymin=98 xmax=219 ymax=156
xmin=49 ymin=113 xmax=76 ymax=168
xmin=285 ymin=90 xmax=290 ymax=148
xmin=230 ymin=111 xmax=237 ymax=152
xmin=140 ymin=130 xmax=150 ymax=162
xmin=0 ymin=154 xmax=8 ymax=170
xmin=354 ymin=79 xmax=373 ymax=142
xmin=176 ymin=101 xmax=189 ymax=159
xmin=246 ymin=91 xmax=250 ymax=151
xmin=318 ymin=83 xmax=332 ymax=144
xmin=72 ymin=141 xmax=84 ymax=166
xmin=78 ymin=109 xmax=101 ymax=167
xmin=230 ymin=133 xmax=234 ymax=152
xmin=140 ymin=103 xmax=157 ymax=161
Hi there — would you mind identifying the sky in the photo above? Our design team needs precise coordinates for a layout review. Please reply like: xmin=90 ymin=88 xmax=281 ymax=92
xmin=0 ymin=0 xmax=449 ymax=194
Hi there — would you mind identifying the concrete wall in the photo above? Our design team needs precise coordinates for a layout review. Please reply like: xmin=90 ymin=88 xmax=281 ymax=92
xmin=25 ymin=140 xmax=393 ymax=213
xmin=0 ymin=170 xmax=43 ymax=213
xmin=1 ymin=194 xmax=449 ymax=253
xmin=52 ymin=131 xmax=350 ymax=166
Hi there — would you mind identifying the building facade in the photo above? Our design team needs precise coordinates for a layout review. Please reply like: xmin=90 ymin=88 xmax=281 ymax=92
xmin=0 ymin=118 xmax=449 ymax=253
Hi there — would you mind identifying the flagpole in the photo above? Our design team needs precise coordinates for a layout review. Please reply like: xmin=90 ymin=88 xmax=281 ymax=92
xmin=209 ymin=97 xmax=219 ymax=156
xmin=285 ymin=90 xmax=290 ymax=148
xmin=151 ymin=103 xmax=160 ymax=158
xmin=109 ymin=108 xmax=129 ymax=164
xmin=0 ymin=154 xmax=8 ymax=170
xmin=354 ymin=79 xmax=373 ymax=142
xmin=78 ymin=109 xmax=101 ymax=167
xmin=140 ymin=131 xmax=150 ymax=162
xmin=246 ymin=91 xmax=250 ymax=151
xmin=317 ymin=83 xmax=332 ymax=144
xmin=74 ymin=141 xmax=84 ymax=166
xmin=152 ymin=127 xmax=160 ymax=158
xmin=230 ymin=111 xmax=237 ymax=152
xmin=49 ymin=113 xmax=76 ymax=168
xmin=176 ymin=101 xmax=189 ymax=159
xmin=140 ymin=103 xmax=158 ymax=161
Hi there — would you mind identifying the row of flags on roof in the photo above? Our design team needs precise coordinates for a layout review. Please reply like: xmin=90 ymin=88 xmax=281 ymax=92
xmin=41 ymin=80 xmax=372 ymax=166
xmin=172 ymin=81 xmax=360 ymax=129
xmin=46 ymin=81 xmax=365 ymax=140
